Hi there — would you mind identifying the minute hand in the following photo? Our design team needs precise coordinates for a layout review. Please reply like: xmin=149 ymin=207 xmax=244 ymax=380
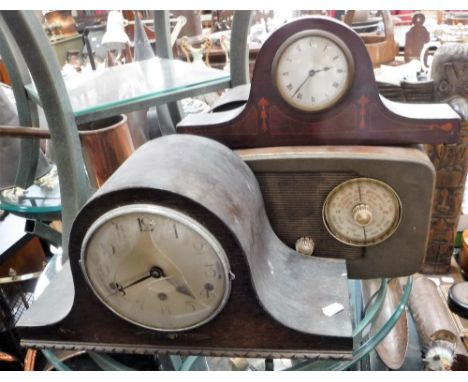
xmin=292 ymin=66 xmax=333 ymax=98
xmin=108 ymin=266 xmax=165 ymax=297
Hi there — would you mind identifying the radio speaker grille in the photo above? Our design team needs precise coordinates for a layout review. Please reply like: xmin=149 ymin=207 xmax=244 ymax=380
xmin=255 ymin=171 xmax=362 ymax=260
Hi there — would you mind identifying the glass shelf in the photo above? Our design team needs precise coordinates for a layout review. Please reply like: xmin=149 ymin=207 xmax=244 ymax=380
xmin=286 ymin=277 xmax=413 ymax=371
xmin=0 ymin=167 xmax=61 ymax=220
xmin=25 ymin=57 xmax=231 ymax=124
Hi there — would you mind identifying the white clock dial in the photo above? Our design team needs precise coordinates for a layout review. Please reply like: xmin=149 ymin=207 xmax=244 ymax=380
xmin=80 ymin=204 xmax=231 ymax=331
xmin=323 ymin=178 xmax=402 ymax=247
xmin=274 ymin=31 xmax=353 ymax=111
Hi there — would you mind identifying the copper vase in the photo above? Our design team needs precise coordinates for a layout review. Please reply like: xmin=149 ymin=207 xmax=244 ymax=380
xmin=78 ymin=114 xmax=134 ymax=189
xmin=0 ymin=114 xmax=134 ymax=190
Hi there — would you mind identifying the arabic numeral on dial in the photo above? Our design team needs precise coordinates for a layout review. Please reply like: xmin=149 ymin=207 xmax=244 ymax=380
xmin=204 ymin=282 xmax=215 ymax=298
xmin=134 ymin=300 xmax=144 ymax=311
xmin=204 ymin=264 xmax=217 ymax=278
xmin=311 ymin=96 xmax=316 ymax=103
xmin=332 ymin=82 xmax=340 ymax=89
xmin=111 ymin=222 xmax=125 ymax=239
xmin=193 ymin=240 xmax=208 ymax=252
xmin=282 ymin=71 xmax=289 ymax=76
xmin=337 ymin=68 xmax=344 ymax=74
xmin=110 ymin=282 xmax=125 ymax=296
xmin=99 ymin=243 xmax=115 ymax=256
xmin=186 ymin=301 xmax=197 ymax=312
xmin=286 ymin=83 xmax=293 ymax=91
xmin=158 ymin=292 xmax=168 ymax=301
xmin=216 ymin=262 xmax=224 ymax=280
xmin=297 ymin=93 xmax=303 ymax=100
xmin=137 ymin=217 xmax=155 ymax=232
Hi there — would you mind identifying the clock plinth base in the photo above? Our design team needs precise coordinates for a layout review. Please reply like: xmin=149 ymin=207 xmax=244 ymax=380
xmin=17 ymin=255 xmax=353 ymax=359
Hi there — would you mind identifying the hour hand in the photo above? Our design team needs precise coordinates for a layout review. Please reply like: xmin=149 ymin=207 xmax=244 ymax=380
xmin=175 ymin=284 xmax=196 ymax=299
xmin=315 ymin=66 xmax=333 ymax=73
xmin=166 ymin=277 xmax=196 ymax=299
xmin=292 ymin=73 xmax=312 ymax=98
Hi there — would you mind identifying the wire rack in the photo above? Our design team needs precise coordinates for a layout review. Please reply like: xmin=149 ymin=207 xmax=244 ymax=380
xmin=0 ymin=279 xmax=36 ymax=333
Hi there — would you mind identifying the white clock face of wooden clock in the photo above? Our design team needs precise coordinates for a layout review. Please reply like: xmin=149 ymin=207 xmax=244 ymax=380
xmin=273 ymin=31 xmax=353 ymax=112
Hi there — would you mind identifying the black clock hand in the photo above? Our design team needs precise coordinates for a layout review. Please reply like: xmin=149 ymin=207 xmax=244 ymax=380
xmin=292 ymin=69 xmax=316 ymax=98
xmin=292 ymin=67 xmax=333 ymax=98
xmin=165 ymin=277 xmax=196 ymax=299
xmin=109 ymin=266 xmax=165 ymax=297
xmin=176 ymin=285 xmax=196 ymax=299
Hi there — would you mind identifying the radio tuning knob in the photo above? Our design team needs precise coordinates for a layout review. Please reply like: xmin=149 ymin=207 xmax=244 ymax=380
xmin=295 ymin=236 xmax=315 ymax=256
xmin=352 ymin=204 xmax=373 ymax=226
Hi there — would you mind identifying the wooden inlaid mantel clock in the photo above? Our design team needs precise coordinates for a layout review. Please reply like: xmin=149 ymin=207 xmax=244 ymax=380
xmin=178 ymin=17 xmax=460 ymax=147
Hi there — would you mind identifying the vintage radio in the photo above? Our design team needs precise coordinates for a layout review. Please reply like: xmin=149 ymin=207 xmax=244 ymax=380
xmin=238 ymin=145 xmax=434 ymax=279
xmin=17 ymin=16 xmax=460 ymax=360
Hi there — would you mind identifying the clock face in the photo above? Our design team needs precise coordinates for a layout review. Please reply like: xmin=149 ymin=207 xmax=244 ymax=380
xmin=273 ymin=31 xmax=354 ymax=112
xmin=80 ymin=204 xmax=231 ymax=332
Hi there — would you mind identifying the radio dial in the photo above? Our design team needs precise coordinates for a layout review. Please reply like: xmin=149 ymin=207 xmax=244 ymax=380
xmin=323 ymin=178 xmax=402 ymax=247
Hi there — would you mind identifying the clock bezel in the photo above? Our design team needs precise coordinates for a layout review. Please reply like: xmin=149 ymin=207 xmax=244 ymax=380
xmin=80 ymin=203 xmax=232 ymax=332
xmin=272 ymin=29 xmax=355 ymax=112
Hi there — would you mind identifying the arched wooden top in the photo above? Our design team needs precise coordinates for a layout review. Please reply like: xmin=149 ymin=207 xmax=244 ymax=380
xmin=178 ymin=17 xmax=460 ymax=148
